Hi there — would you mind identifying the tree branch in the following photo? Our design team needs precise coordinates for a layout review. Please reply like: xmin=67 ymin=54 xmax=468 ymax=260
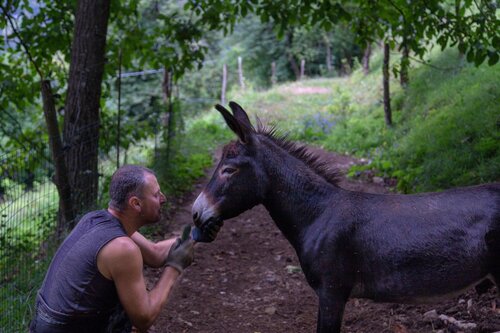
xmin=0 ymin=4 xmax=44 ymax=79
xmin=408 ymin=55 xmax=463 ymax=71
xmin=386 ymin=0 xmax=406 ymax=23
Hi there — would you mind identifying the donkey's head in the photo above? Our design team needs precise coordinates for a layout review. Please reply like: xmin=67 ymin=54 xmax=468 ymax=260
xmin=192 ymin=102 xmax=268 ymax=233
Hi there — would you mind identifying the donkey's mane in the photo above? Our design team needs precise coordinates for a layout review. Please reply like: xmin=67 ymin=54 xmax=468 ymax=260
xmin=256 ymin=123 xmax=342 ymax=186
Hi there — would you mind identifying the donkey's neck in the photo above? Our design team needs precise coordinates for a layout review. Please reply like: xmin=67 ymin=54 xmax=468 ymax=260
xmin=259 ymin=139 xmax=337 ymax=246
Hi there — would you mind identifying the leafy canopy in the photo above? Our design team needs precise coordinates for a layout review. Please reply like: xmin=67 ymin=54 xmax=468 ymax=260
xmin=186 ymin=0 xmax=499 ymax=66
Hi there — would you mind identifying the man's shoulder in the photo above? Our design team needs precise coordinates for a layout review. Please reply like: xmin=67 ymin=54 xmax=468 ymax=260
xmin=76 ymin=209 xmax=125 ymax=235
xmin=106 ymin=236 xmax=139 ymax=254
xmin=98 ymin=236 xmax=142 ymax=279
xmin=81 ymin=209 xmax=107 ymax=220
xmin=99 ymin=236 xmax=142 ymax=270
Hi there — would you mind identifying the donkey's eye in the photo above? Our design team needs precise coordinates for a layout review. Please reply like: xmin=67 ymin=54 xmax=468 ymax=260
xmin=221 ymin=167 xmax=237 ymax=175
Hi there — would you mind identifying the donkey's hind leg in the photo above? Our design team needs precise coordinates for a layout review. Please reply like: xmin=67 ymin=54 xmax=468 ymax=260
xmin=475 ymin=279 xmax=495 ymax=295
xmin=485 ymin=229 xmax=500 ymax=294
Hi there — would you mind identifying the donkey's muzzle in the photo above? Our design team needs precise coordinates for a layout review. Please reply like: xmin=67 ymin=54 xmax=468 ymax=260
xmin=192 ymin=217 xmax=224 ymax=243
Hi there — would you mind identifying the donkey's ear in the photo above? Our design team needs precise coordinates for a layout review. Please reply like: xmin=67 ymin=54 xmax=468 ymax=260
xmin=215 ymin=104 xmax=252 ymax=144
xmin=228 ymin=101 xmax=254 ymax=131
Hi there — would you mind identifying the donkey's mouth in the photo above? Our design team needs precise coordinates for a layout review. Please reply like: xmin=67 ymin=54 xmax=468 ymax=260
xmin=192 ymin=217 xmax=224 ymax=243
xmin=193 ymin=213 xmax=218 ymax=228
xmin=197 ymin=216 xmax=222 ymax=230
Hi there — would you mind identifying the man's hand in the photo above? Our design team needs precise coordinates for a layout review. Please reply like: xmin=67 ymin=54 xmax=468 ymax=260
xmin=192 ymin=218 xmax=224 ymax=243
xmin=164 ymin=225 xmax=194 ymax=273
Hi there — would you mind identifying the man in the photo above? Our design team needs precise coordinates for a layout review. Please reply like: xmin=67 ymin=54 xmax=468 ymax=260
xmin=30 ymin=165 xmax=220 ymax=332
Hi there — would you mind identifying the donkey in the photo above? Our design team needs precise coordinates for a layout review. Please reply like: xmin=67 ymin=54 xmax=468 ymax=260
xmin=192 ymin=101 xmax=500 ymax=333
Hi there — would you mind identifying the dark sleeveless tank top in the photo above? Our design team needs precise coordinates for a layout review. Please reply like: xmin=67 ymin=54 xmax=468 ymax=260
xmin=38 ymin=209 xmax=127 ymax=323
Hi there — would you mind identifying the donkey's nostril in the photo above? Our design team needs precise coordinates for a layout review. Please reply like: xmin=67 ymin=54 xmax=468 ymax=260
xmin=193 ymin=212 xmax=199 ymax=221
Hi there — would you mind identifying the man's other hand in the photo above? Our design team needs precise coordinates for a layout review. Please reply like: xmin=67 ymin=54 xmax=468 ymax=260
xmin=164 ymin=226 xmax=194 ymax=273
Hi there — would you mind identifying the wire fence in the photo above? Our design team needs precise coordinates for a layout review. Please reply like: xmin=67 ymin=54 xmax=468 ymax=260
xmin=0 ymin=146 xmax=57 ymax=331
xmin=0 ymin=139 xmax=117 ymax=332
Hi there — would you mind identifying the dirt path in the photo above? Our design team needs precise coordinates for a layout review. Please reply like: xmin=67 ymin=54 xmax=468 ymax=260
xmin=146 ymin=149 xmax=499 ymax=333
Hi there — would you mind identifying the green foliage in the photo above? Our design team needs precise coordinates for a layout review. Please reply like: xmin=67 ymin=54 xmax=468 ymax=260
xmin=319 ymin=48 xmax=499 ymax=193
xmin=101 ymin=74 xmax=166 ymax=153
xmin=155 ymin=112 xmax=233 ymax=197
xmin=187 ymin=0 xmax=500 ymax=67
xmin=388 ymin=49 xmax=500 ymax=192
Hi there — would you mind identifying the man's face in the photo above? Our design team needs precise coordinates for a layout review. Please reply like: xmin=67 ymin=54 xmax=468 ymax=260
xmin=139 ymin=173 xmax=166 ymax=224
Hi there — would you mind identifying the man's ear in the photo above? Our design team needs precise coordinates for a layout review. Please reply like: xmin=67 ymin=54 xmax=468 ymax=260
xmin=128 ymin=196 xmax=142 ymax=213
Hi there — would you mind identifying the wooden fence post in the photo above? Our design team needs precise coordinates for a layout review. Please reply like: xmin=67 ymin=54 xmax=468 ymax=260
xmin=300 ymin=59 xmax=305 ymax=80
xmin=271 ymin=62 xmax=277 ymax=86
xmin=221 ymin=63 xmax=227 ymax=105
xmin=238 ymin=56 xmax=245 ymax=89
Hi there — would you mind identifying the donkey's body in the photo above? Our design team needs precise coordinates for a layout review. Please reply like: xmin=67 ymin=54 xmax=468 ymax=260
xmin=291 ymin=186 xmax=496 ymax=302
xmin=192 ymin=102 xmax=500 ymax=333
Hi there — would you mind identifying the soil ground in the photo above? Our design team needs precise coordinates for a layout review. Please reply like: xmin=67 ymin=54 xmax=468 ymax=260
xmin=145 ymin=148 xmax=499 ymax=333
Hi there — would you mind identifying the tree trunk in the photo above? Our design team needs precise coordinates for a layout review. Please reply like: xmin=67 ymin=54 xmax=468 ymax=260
xmin=400 ymin=43 xmax=409 ymax=88
xmin=163 ymin=69 xmax=175 ymax=165
xmin=345 ymin=54 xmax=352 ymax=75
xmin=362 ymin=42 xmax=371 ymax=75
xmin=63 ymin=0 xmax=111 ymax=223
xmin=383 ymin=43 xmax=392 ymax=127
xmin=116 ymin=49 xmax=122 ymax=169
xmin=289 ymin=55 xmax=300 ymax=80
xmin=41 ymin=80 xmax=75 ymax=234
xmin=285 ymin=31 xmax=300 ymax=80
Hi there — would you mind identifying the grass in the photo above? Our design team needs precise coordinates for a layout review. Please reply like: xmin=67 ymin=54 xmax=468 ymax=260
xmin=390 ymin=50 xmax=499 ymax=192
xmin=1 ymin=257 xmax=50 ymax=332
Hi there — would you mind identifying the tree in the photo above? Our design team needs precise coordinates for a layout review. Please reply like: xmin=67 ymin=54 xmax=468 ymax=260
xmin=382 ymin=42 xmax=392 ymax=126
xmin=62 ymin=0 xmax=111 ymax=221
xmin=362 ymin=42 xmax=371 ymax=75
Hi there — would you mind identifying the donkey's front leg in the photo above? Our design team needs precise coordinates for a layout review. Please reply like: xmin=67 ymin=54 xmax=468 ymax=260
xmin=316 ymin=287 xmax=351 ymax=333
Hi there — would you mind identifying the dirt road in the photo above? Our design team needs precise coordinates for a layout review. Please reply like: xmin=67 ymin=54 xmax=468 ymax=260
xmin=146 ymin=149 xmax=499 ymax=333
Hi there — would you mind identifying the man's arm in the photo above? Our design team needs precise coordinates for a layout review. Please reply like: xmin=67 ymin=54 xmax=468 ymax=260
xmin=131 ymin=231 xmax=176 ymax=268
xmin=98 ymin=237 xmax=181 ymax=332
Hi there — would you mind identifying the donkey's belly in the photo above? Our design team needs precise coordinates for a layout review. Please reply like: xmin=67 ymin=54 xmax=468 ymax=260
xmin=351 ymin=268 xmax=490 ymax=304
xmin=351 ymin=274 xmax=492 ymax=303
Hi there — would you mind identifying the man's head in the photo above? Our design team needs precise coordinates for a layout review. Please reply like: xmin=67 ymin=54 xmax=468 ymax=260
xmin=109 ymin=165 xmax=166 ymax=224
